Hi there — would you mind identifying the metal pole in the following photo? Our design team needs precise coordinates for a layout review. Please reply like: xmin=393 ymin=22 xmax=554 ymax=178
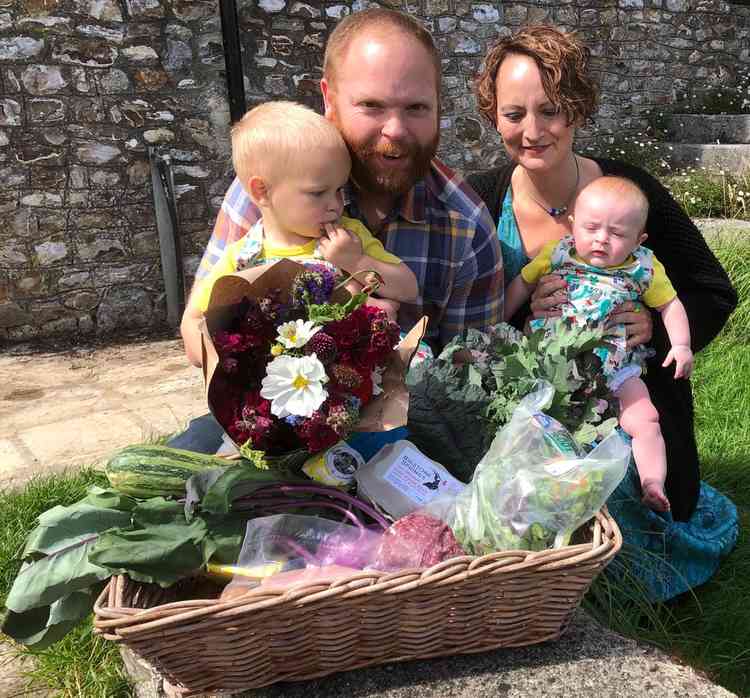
xmin=219 ymin=0 xmax=247 ymax=124
xmin=149 ymin=147 xmax=185 ymax=328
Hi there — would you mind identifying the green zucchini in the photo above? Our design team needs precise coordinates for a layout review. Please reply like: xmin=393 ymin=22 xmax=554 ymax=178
xmin=105 ymin=445 xmax=234 ymax=498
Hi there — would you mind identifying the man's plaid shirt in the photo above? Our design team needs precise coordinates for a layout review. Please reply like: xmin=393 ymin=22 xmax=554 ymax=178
xmin=195 ymin=158 xmax=504 ymax=349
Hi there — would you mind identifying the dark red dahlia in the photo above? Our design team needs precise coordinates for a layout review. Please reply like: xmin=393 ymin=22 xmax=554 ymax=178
xmin=305 ymin=332 xmax=337 ymax=365
xmin=330 ymin=363 xmax=362 ymax=389
xmin=295 ymin=408 xmax=339 ymax=453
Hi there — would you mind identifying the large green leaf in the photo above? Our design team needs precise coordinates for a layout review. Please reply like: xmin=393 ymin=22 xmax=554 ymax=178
xmin=132 ymin=497 xmax=188 ymax=527
xmin=22 ymin=503 xmax=133 ymax=559
xmin=202 ymin=513 xmax=251 ymax=565
xmin=6 ymin=542 xmax=111 ymax=613
xmin=89 ymin=520 xmax=209 ymax=587
xmin=197 ymin=463 xmax=301 ymax=516
xmin=1 ymin=587 xmax=99 ymax=649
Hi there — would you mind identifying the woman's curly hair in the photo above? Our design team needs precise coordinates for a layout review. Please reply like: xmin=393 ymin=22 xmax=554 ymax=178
xmin=475 ymin=25 xmax=599 ymax=128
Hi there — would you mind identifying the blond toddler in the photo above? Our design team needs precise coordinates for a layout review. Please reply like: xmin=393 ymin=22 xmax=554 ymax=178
xmin=181 ymin=101 xmax=418 ymax=366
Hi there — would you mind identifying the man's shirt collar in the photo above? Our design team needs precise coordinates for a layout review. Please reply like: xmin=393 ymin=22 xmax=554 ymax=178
xmin=342 ymin=176 xmax=428 ymax=226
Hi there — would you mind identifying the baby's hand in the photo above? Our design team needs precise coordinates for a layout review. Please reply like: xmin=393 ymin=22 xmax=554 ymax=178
xmin=318 ymin=223 xmax=363 ymax=273
xmin=662 ymin=344 xmax=694 ymax=379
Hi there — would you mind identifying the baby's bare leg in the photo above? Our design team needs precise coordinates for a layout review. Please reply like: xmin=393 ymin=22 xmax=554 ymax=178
xmin=616 ymin=377 xmax=671 ymax=512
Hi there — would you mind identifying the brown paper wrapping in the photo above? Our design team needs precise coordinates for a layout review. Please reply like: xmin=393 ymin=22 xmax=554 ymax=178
xmin=200 ymin=258 xmax=427 ymax=450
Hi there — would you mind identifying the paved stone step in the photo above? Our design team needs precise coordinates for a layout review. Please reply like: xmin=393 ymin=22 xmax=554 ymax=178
xmin=661 ymin=143 xmax=750 ymax=172
xmin=664 ymin=114 xmax=750 ymax=144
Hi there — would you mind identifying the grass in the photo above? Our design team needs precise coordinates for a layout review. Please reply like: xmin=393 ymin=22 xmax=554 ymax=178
xmin=585 ymin=238 xmax=750 ymax=696
xmin=0 ymin=468 xmax=130 ymax=698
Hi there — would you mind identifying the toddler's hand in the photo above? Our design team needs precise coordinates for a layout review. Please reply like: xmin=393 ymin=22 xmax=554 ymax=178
xmin=319 ymin=223 xmax=363 ymax=273
xmin=662 ymin=344 xmax=693 ymax=379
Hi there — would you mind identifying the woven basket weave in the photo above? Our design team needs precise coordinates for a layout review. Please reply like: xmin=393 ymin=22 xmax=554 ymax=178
xmin=93 ymin=508 xmax=621 ymax=697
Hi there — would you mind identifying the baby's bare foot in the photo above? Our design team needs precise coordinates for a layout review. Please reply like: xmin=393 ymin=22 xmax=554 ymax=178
xmin=641 ymin=479 xmax=671 ymax=512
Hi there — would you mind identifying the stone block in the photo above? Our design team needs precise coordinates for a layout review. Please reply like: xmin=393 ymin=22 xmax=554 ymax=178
xmin=77 ymin=234 xmax=126 ymax=261
xmin=0 ymin=301 xmax=30 ymax=327
xmin=0 ymin=167 xmax=27 ymax=187
xmin=0 ymin=99 xmax=22 ymax=126
xmin=22 ymin=65 xmax=69 ymax=94
xmin=134 ymin=68 xmax=169 ymax=91
xmin=14 ymin=272 xmax=46 ymax=295
xmin=126 ymin=0 xmax=164 ymax=18
xmin=52 ymin=38 xmax=117 ymax=67
xmin=21 ymin=191 xmax=63 ymax=207
xmin=96 ymin=285 xmax=154 ymax=333
xmin=97 ymin=69 xmax=131 ymax=94
xmin=74 ymin=0 xmax=123 ymax=21
xmin=0 ymin=37 xmax=44 ymax=60
xmin=34 ymin=239 xmax=68 ymax=265
xmin=75 ymin=141 xmax=122 ymax=164
xmin=27 ymin=162 xmax=67 ymax=188
xmin=57 ymin=270 xmax=93 ymax=290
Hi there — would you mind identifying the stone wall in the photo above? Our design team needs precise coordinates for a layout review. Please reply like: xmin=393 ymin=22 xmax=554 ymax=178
xmin=1 ymin=0 xmax=748 ymax=344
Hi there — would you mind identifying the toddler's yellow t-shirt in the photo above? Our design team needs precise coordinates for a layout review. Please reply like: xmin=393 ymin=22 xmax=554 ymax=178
xmin=194 ymin=216 xmax=401 ymax=312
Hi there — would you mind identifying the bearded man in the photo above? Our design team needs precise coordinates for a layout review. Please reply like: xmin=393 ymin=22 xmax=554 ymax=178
xmin=190 ymin=8 xmax=503 ymax=349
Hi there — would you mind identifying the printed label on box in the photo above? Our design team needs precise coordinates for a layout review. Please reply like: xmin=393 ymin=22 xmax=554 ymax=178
xmin=382 ymin=445 xmax=464 ymax=506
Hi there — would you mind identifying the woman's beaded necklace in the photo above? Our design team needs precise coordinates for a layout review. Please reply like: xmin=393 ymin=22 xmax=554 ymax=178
xmin=525 ymin=155 xmax=580 ymax=218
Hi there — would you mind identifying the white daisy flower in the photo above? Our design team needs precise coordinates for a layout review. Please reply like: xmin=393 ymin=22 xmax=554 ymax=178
xmin=261 ymin=354 xmax=328 ymax=418
xmin=276 ymin=319 xmax=321 ymax=349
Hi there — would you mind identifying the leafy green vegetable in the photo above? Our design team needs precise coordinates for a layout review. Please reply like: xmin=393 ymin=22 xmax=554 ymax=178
xmin=89 ymin=520 xmax=209 ymax=587
xmin=1 ymin=587 xmax=100 ymax=650
xmin=407 ymin=321 xmax=619 ymax=481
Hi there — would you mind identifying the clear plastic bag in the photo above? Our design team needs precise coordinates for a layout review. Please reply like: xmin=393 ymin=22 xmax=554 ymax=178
xmin=220 ymin=514 xmax=382 ymax=599
xmin=429 ymin=382 xmax=630 ymax=554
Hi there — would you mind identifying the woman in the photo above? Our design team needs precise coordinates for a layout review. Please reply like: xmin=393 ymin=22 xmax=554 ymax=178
xmin=467 ymin=25 xmax=737 ymax=523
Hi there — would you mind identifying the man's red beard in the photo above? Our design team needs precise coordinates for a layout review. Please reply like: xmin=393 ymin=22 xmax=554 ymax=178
xmin=331 ymin=113 xmax=439 ymax=197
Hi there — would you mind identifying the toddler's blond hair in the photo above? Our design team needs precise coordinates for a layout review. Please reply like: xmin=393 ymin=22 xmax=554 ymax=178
xmin=231 ymin=101 xmax=349 ymax=186
xmin=575 ymin=175 xmax=649 ymax=232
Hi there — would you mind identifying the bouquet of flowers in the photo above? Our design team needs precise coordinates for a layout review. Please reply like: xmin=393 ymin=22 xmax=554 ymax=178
xmin=201 ymin=259 xmax=424 ymax=471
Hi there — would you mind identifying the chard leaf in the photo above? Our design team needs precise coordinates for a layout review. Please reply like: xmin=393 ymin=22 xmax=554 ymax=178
xmin=202 ymin=513 xmax=250 ymax=564
xmin=132 ymin=497 xmax=188 ymax=527
xmin=198 ymin=463 xmax=299 ymax=515
xmin=22 ymin=504 xmax=133 ymax=559
xmin=89 ymin=520 xmax=208 ymax=587
xmin=6 ymin=542 xmax=111 ymax=613
xmin=184 ymin=467 xmax=227 ymax=520
xmin=1 ymin=587 xmax=99 ymax=649
xmin=81 ymin=486 xmax=138 ymax=513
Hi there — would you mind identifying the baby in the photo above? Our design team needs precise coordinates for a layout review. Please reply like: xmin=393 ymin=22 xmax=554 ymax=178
xmin=181 ymin=101 xmax=418 ymax=366
xmin=504 ymin=176 xmax=694 ymax=512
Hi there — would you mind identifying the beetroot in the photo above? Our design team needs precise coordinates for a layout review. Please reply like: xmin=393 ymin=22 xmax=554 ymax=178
xmin=373 ymin=513 xmax=466 ymax=571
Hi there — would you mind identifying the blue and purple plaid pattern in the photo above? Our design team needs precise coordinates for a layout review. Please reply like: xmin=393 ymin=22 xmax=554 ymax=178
xmin=195 ymin=159 xmax=504 ymax=348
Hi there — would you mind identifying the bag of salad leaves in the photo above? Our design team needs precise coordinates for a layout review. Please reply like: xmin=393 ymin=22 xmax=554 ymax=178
xmin=429 ymin=382 xmax=630 ymax=553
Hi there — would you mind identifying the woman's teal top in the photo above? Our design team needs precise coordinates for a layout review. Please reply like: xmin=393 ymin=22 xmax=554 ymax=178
xmin=497 ymin=188 xmax=529 ymax=285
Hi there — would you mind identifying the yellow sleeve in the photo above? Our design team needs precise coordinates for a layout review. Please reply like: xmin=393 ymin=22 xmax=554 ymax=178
xmin=192 ymin=238 xmax=244 ymax=312
xmin=521 ymin=241 xmax=556 ymax=284
xmin=642 ymin=256 xmax=677 ymax=308
xmin=341 ymin=216 xmax=402 ymax=265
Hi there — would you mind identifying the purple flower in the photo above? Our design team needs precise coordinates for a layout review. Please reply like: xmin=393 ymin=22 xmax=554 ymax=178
xmin=290 ymin=266 xmax=337 ymax=308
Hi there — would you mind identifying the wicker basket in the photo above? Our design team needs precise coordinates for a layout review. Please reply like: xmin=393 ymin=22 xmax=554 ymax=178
xmin=93 ymin=508 xmax=621 ymax=697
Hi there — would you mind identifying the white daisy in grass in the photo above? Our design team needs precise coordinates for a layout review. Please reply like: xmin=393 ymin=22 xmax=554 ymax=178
xmin=276 ymin=319 xmax=321 ymax=349
xmin=261 ymin=354 xmax=328 ymax=418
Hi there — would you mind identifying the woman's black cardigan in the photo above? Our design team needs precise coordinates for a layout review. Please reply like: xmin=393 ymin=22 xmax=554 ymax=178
xmin=467 ymin=159 xmax=738 ymax=521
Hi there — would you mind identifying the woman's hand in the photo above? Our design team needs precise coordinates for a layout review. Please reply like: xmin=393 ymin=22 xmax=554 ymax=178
xmin=607 ymin=300 xmax=653 ymax=349
xmin=530 ymin=274 xmax=567 ymax=319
